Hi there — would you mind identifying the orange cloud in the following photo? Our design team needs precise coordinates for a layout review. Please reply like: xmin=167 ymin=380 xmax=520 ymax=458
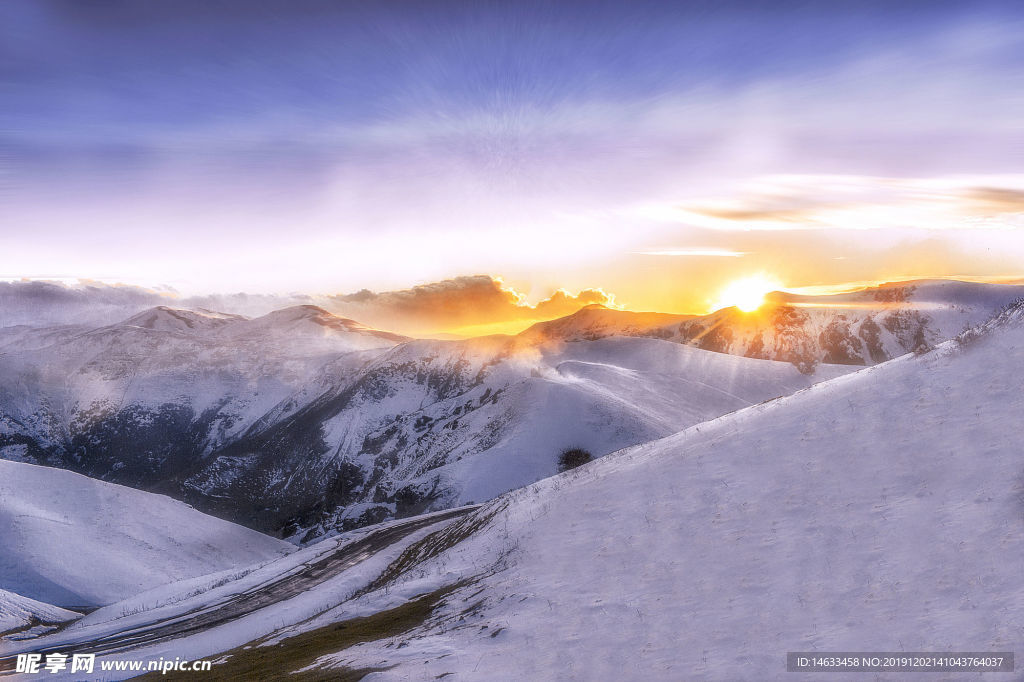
xmin=686 ymin=206 xmax=825 ymax=224
xmin=0 ymin=277 xmax=618 ymax=336
xmin=327 ymin=275 xmax=617 ymax=334
xmin=654 ymin=175 xmax=1024 ymax=232
xmin=966 ymin=187 xmax=1024 ymax=214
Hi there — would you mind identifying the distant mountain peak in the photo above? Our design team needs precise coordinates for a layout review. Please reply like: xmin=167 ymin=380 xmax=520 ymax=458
xmin=518 ymin=305 xmax=694 ymax=343
xmin=286 ymin=304 xmax=333 ymax=316
xmin=257 ymin=304 xmax=337 ymax=322
xmin=248 ymin=305 xmax=410 ymax=344
xmin=120 ymin=306 xmax=242 ymax=332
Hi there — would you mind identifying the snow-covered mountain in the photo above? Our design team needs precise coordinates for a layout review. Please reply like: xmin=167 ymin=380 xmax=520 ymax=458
xmin=0 ymin=305 xmax=405 ymax=493
xmin=296 ymin=299 xmax=1024 ymax=680
xmin=0 ymin=302 xmax=851 ymax=543
xmin=12 ymin=300 xmax=1019 ymax=681
xmin=180 ymin=335 xmax=849 ymax=541
xmin=0 ymin=460 xmax=291 ymax=608
xmin=118 ymin=306 xmax=246 ymax=333
xmin=523 ymin=280 xmax=1024 ymax=372
xmin=233 ymin=305 xmax=408 ymax=345
xmin=518 ymin=304 xmax=694 ymax=343
xmin=1 ymin=280 xmax=1020 ymax=546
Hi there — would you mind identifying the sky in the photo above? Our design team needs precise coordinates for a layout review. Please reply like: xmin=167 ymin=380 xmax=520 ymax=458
xmin=3 ymin=0 xmax=1024 ymax=333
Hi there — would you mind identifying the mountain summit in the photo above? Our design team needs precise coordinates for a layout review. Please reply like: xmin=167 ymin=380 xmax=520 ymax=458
xmin=243 ymin=305 xmax=409 ymax=343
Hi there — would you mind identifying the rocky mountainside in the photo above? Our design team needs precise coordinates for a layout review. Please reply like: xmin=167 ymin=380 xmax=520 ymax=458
xmin=522 ymin=280 xmax=1024 ymax=372
xmin=0 ymin=305 xmax=403 ymax=504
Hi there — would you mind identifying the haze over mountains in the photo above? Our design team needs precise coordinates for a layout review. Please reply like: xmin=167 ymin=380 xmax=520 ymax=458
xmin=1 ymin=279 xmax=1021 ymax=547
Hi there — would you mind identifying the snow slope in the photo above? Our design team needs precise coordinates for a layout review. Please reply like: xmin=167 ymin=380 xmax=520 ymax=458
xmin=0 ymin=306 xmax=404 ymax=462
xmin=0 ymin=590 xmax=79 ymax=637
xmin=311 ymin=302 xmax=1024 ymax=680
xmin=0 ymin=306 xmax=405 ymax=530
xmin=187 ymin=334 xmax=850 ymax=541
xmin=227 ymin=305 xmax=408 ymax=348
xmin=440 ymin=336 xmax=852 ymax=507
xmin=0 ymin=460 xmax=291 ymax=607
xmin=0 ymin=511 xmax=476 ymax=680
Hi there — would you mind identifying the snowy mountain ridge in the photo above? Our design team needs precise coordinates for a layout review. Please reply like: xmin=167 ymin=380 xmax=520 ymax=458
xmin=0 ymin=279 xmax=1020 ymax=546
xmin=522 ymin=280 xmax=1024 ymax=372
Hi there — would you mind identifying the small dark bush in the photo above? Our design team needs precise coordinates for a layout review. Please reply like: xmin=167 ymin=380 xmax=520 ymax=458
xmin=558 ymin=447 xmax=592 ymax=472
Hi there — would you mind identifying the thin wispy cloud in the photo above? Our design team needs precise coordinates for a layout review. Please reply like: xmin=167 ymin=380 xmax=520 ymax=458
xmin=637 ymin=175 xmax=1024 ymax=232
xmin=634 ymin=249 xmax=746 ymax=258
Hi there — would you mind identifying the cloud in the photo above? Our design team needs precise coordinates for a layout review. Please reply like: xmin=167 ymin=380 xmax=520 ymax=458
xmin=0 ymin=279 xmax=172 ymax=327
xmin=327 ymin=275 xmax=617 ymax=332
xmin=0 ymin=276 xmax=618 ymax=335
xmin=967 ymin=187 xmax=1024 ymax=213
xmin=634 ymin=248 xmax=746 ymax=257
xmin=685 ymin=207 xmax=822 ymax=224
xmin=641 ymin=174 xmax=1024 ymax=232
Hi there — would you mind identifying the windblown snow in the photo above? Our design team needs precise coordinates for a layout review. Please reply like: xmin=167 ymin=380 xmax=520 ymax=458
xmin=0 ymin=460 xmax=291 ymax=608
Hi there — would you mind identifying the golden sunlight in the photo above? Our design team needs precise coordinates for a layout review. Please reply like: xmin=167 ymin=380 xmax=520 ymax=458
xmin=711 ymin=275 xmax=782 ymax=313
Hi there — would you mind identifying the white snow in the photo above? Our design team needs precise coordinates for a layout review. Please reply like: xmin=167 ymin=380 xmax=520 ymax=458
xmin=522 ymin=280 xmax=1024 ymax=370
xmin=2 ymin=284 xmax=1022 ymax=680
xmin=314 ymin=305 xmax=1024 ymax=680
xmin=274 ymin=333 xmax=853 ymax=541
xmin=0 ymin=589 xmax=79 ymax=636
xmin=437 ymin=336 xmax=853 ymax=506
xmin=0 ymin=460 xmax=292 ymax=607
xmin=0 ymin=512 xmax=473 ymax=680
xmin=0 ymin=304 xmax=401 ymax=463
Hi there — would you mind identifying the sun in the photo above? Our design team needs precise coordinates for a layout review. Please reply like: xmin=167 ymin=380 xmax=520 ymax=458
xmin=712 ymin=275 xmax=781 ymax=313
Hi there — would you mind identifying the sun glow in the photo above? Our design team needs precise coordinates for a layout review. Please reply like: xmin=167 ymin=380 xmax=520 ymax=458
xmin=712 ymin=275 xmax=781 ymax=313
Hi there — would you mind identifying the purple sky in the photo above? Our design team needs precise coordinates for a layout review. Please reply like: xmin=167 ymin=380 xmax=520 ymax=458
xmin=3 ymin=1 xmax=1023 ymax=313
